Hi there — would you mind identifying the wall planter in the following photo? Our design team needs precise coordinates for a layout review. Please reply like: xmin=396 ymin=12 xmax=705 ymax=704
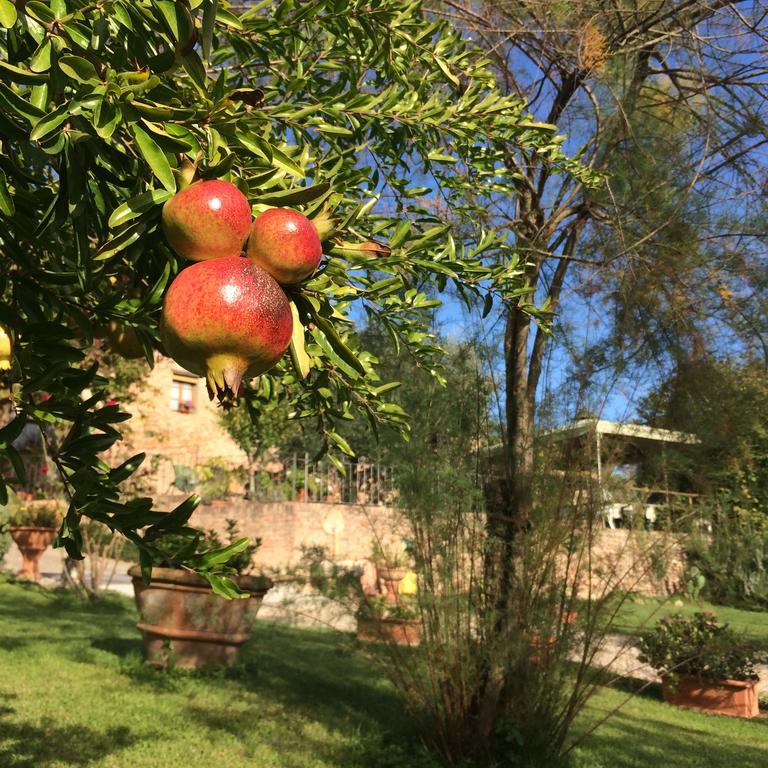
xmin=9 ymin=526 xmax=56 ymax=581
xmin=662 ymin=676 xmax=759 ymax=718
xmin=357 ymin=616 xmax=421 ymax=646
xmin=128 ymin=565 xmax=272 ymax=669
xmin=377 ymin=566 xmax=408 ymax=603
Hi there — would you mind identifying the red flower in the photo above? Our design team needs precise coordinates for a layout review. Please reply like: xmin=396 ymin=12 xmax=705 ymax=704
xmin=40 ymin=466 xmax=49 ymax=474
xmin=105 ymin=399 xmax=118 ymax=407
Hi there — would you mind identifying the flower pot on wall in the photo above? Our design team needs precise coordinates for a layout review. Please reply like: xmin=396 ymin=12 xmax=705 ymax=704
xmin=357 ymin=617 xmax=421 ymax=646
xmin=128 ymin=566 xmax=272 ymax=669
xmin=9 ymin=526 xmax=56 ymax=581
xmin=662 ymin=676 xmax=759 ymax=718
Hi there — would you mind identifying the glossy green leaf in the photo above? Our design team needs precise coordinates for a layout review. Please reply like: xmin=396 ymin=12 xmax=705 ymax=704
xmin=0 ymin=0 xmax=17 ymax=28
xmin=253 ymin=181 xmax=331 ymax=206
xmin=0 ymin=60 xmax=47 ymax=84
xmin=201 ymin=0 xmax=218 ymax=60
xmin=93 ymin=97 xmax=119 ymax=139
xmin=288 ymin=302 xmax=311 ymax=380
xmin=131 ymin=124 xmax=176 ymax=192
xmin=0 ymin=169 xmax=14 ymax=216
xmin=108 ymin=188 xmax=171 ymax=229
xmin=58 ymin=55 xmax=100 ymax=84
xmin=29 ymin=39 xmax=53 ymax=73
xmin=30 ymin=102 xmax=71 ymax=141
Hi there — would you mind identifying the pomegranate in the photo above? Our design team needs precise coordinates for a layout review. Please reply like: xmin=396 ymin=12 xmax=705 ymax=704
xmin=161 ymin=257 xmax=293 ymax=407
xmin=162 ymin=179 xmax=252 ymax=262
xmin=247 ymin=207 xmax=322 ymax=285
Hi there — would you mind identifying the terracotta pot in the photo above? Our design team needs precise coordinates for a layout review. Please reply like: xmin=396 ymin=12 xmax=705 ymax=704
xmin=128 ymin=566 xmax=272 ymax=669
xmin=662 ymin=675 xmax=759 ymax=718
xmin=9 ymin=526 xmax=57 ymax=581
xmin=357 ymin=617 xmax=421 ymax=646
xmin=527 ymin=633 xmax=557 ymax=666
xmin=377 ymin=566 xmax=408 ymax=603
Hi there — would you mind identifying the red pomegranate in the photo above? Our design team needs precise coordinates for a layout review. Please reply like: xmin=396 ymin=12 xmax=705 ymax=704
xmin=247 ymin=207 xmax=322 ymax=285
xmin=162 ymin=179 xmax=252 ymax=262
xmin=161 ymin=257 xmax=293 ymax=406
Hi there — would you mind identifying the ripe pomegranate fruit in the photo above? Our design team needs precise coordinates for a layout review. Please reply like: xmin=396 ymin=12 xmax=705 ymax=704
xmin=162 ymin=179 xmax=252 ymax=261
xmin=161 ymin=257 xmax=293 ymax=407
xmin=247 ymin=207 xmax=322 ymax=285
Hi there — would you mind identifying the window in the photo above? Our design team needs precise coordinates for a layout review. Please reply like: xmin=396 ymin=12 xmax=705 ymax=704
xmin=170 ymin=375 xmax=196 ymax=413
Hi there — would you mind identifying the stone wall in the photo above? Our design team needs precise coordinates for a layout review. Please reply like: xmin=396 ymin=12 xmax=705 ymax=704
xmin=184 ymin=498 xmax=408 ymax=571
xmin=182 ymin=496 xmax=686 ymax=594
xmin=119 ymin=356 xmax=247 ymax=495
xmin=583 ymin=528 xmax=686 ymax=596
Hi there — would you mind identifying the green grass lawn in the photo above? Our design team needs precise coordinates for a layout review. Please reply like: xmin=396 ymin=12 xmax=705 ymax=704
xmin=608 ymin=594 xmax=768 ymax=644
xmin=2 ymin=576 xmax=768 ymax=767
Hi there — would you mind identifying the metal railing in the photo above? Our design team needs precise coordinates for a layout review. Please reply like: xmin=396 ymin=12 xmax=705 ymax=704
xmin=133 ymin=449 xmax=399 ymax=506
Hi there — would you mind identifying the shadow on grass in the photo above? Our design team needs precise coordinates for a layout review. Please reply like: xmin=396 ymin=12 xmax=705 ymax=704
xmin=0 ymin=708 xmax=135 ymax=767
xmin=579 ymin=708 xmax=768 ymax=768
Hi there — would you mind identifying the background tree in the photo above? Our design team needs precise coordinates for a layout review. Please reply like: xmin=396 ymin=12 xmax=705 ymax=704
xmin=433 ymin=0 xmax=768 ymax=527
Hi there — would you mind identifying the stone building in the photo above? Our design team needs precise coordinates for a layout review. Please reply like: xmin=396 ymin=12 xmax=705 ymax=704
xmin=117 ymin=355 xmax=247 ymax=496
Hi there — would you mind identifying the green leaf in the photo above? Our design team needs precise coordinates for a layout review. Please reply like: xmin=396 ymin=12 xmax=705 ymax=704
xmin=205 ymin=573 xmax=249 ymax=599
xmin=288 ymin=301 xmax=310 ymax=380
xmin=253 ymin=182 xmax=331 ymax=206
xmin=201 ymin=0 xmax=218 ymax=60
xmin=151 ymin=0 xmax=194 ymax=44
xmin=0 ymin=413 xmax=27 ymax=447
xmin=25 ymin=2 xmax=56 ymax=24
xmin=194 ymin=537 xmax=250 ymax=569
xmin=216 ymin=7 xmax=243 ymax=29
xmin=0 ymin=60 xmax=47 ymax=84
xmin=30 ymin=102 xmax=71 ymax=141
xmin=0 ymin=169 xmax=14 ymax=216
xmin=434 ymin=55 xmax=459 ymax=87
xmin=29 ymin=39 xmax=53 ymax=73
xmin=108 ymin=188 xmax=171 ymax=229
xmin=131 ymin=124 xmax=176 ymax=192
xmin=327 ymin=430 xmax=354 ymax=457
xmin=327 ymin=453 xmax=346 ymax=476
xmin=93 ymin=97 xmax=120 ymax=139
xmin=0 ymin=83 xmax=45 ymax=122
xmin=0 ymin=0 xmax=17 ymax=28
xmin=58 ymin=55 xmax=100 ymax=84
xmin=6 ymin=445 xmax=27 ymax=484
xmin=95 ymin=218 xmax=150 ymax=260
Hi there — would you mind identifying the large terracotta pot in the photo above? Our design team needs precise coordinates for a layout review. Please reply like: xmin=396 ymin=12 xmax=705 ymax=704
xmin=662 ymin=675 xmax=760 ymax=718
xmin=9 ymin=526 xmax=57 ymax=581
xmin=377 ymin=566 xmax=408 ymax=603
xmin=357 ymin=616 xmax=421 ymax=646
xmin=128 ymin=566 xmax=272 ymax=669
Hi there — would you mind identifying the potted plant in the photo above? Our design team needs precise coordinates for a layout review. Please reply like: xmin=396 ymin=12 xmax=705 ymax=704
xmin=638 ymin=611 xmax=761 ymax=718
xmin=371 ymin=540 xmax=413 ymax=603
xmin=356 ymin=594 xmax=422 ymax=646
xmin=3 ymin=499 xmax=63 ymax=581
xmin=128 ymin=520 xmax=272 ymax=669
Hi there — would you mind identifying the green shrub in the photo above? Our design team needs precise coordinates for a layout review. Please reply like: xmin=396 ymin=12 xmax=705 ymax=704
xmin=638 ymin=612 xmax=758 ymax=685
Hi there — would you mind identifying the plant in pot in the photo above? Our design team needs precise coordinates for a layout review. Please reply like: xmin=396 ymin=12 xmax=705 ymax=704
xmin=128 ymin=520 xmax=271 ymax=669
xmin=638 ymin=611 xmax=761 ymax=718
xmin=356 ymin=587 xmax=422 ymax=647
xmin=2 ymin=499 xmax=63 ymax=582
xmin=371 ymin=539 xmax=414 ymax=603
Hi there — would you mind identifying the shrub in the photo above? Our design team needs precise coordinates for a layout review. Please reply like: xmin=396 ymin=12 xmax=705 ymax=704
xmin=638 ymin=612 xmax=758 ymax=685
